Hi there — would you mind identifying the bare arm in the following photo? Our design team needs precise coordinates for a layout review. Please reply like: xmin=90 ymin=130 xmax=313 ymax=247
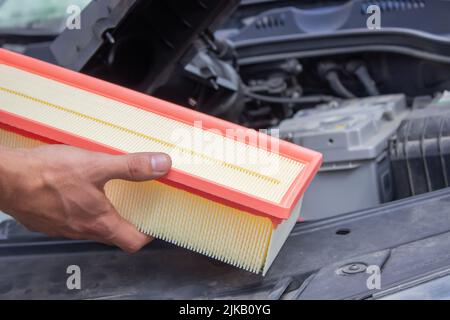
xmin=0 ymin=144 xmax=171 ymax=253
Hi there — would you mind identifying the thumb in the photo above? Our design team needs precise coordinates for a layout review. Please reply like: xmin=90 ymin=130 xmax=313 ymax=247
xmin=95 ymin=152 xmax=172 ymax=184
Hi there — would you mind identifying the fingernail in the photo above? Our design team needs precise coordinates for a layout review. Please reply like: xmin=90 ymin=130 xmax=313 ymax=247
xmin=151 ymin=153 xmax=172 ymax=175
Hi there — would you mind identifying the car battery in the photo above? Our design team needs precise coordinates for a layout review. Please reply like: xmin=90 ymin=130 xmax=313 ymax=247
xmin=279 ymin=94 xmax=409 ymax=220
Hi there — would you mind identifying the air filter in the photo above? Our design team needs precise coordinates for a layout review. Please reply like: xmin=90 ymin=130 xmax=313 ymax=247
xmin=0 ymin=49 xmax=321 ymax=275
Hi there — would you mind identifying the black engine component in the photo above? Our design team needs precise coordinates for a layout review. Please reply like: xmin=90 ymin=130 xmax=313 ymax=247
xmin=390 ymin=96 xmax=450 ymax=199
xmin=26 ymin=0 xmax=239 ymax=95
xmin=155 ymin=49 xmax=245 ymax=123
xmin=317 ymin=61 xmax=355 ymax=99
xmin=24 ymin=0 xmax=244 ymax=123
xmin=81 ymin=0 xmax=238 ymax=94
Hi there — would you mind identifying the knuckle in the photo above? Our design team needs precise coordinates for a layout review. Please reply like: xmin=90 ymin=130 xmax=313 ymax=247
xmin=123 ymin=242 xmax=143 ymax=254
xmin=88 ymin=216 xmax=115 ymax=237
xmin=126 ymin=155 xmax=149 ymax=180
xmin=95 ymin=200 xmax=114 ymax=216
xmin=88 ymin=158 xmax=109 ymax=181
xmin=70 ymin=221 xmax=90 ymax=234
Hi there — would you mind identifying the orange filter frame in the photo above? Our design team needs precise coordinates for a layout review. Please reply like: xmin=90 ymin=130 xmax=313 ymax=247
xmin=0 ymin=48 xmax=322 ymax=223
xmin=0 ymin=49 xmax=322 ymax=274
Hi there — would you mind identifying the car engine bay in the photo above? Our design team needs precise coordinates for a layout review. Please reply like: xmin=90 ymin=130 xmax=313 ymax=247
xmin=2 ymin=0 xmax=450 ymax=300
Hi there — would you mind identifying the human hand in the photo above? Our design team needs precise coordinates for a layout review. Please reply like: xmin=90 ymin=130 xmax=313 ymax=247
xmin=0 ymin=144 xmax=172 ymax=253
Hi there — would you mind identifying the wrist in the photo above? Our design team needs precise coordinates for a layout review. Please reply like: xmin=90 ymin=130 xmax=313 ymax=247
xmin=0 ymin=147 xmax=31 ymax=212
xmin=0 ymin=147 xmax=15 ymax=211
